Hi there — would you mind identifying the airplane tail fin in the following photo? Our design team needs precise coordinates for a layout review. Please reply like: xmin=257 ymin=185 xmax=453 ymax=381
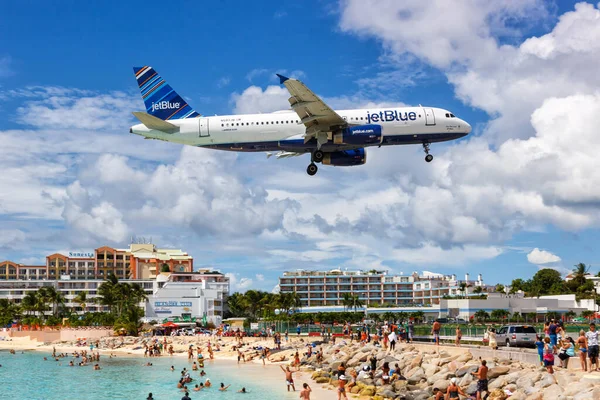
xmin=133 ymin=66 xmax=200 ymax=121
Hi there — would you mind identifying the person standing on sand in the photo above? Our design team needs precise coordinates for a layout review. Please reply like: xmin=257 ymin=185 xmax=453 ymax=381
xmin=300 ymin=383 xmax=311 ymax=400
xmin=280 ymin=365 xmax=296 ymax=391
xmin=337 ymin=375 xmax=348 ymax=400
xmin=577 ymin=330 xmax=588 ymax=371
xmin=586 ymin=323 xmax=599 ymax=371
xmin=535 ymin=335 xmax=545 ymax=366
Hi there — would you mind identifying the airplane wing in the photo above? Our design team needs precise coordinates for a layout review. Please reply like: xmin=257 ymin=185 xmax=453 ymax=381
xmin=266 ymin=151 xmax=305 ymax=159
xmin=277 ymin=74 xmax=347 ymax=148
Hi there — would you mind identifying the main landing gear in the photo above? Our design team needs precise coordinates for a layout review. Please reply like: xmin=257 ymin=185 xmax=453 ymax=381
xmin=423 ymin=142 xmax=434 ymax=162
xmin=306 ymin=150 xmax=324 ymax=176
xmin=307 ymin=163 xmax=318 ymax=176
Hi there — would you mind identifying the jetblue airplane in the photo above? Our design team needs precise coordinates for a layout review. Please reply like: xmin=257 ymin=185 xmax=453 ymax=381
xmin=130 ymin=66 xmax=471 ymax=175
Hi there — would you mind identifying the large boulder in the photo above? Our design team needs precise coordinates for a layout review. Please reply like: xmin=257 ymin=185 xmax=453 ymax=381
xmin=563 ymin=381 xmax=593 ymax=396
xmin=536 ymin=373 xmax=556 ymax=389
xmin=541 ymin=384 xmax=564 ymax=400
xmin=409 ymin=355 xmax=423 ymax=370
xmin=393 ymin=380 xmax=408 ymax=391
xmin=488 ymin=376 xmax=509 ymax=390
xmin=458 ymin=372 xmax=473 ymax=387
xmin=455 ymin=364 xmax=479 ymax=377
xmin=423 ymin=363 xmax=439 ymax=377
xmin=427 ymin=371 xmax=452 ymax=385
xmin=488 ymin=366 xmax=510 ymax=379
xmin=574 ymin=388 xmax=600 ymax=400
xmin=432 ymin=379 xmax=450 ymax=392
xmin=359 ymin=386 xmax=376 ymax=396
xmin=406 ymin=368 xmax=425 ymax=384
xmin=314 ymin=377 xmax=329 ymax=384
xmin=456 ymin=352 xmax=473 ymax=363
xmin=465 ymin=381 xmax=478 ymax=395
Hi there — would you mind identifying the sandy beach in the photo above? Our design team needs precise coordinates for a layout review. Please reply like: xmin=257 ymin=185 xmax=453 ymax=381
xmin=0 ymin=334 xmax=333 ymax=400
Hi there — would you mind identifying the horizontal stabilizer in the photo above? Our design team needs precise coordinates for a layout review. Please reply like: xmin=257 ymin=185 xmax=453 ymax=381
xmin=132 ymin=112 xmax=179 ymax=133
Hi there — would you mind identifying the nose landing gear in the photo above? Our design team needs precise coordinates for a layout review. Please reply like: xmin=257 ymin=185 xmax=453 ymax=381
xmin=423 ymin=142 xmax=434 ymax=162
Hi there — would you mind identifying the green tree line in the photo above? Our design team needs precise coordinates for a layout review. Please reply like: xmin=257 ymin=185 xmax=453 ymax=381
xmin=0 ymin=273 xmax=147 ymax=336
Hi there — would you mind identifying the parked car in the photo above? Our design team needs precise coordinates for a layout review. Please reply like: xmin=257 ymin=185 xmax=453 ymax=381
xmin=496 ymin=325 xmax=537 ymax=348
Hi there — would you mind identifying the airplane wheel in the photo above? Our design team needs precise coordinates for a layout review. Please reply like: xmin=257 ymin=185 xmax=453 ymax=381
xmin=425 ymin=154 xmax=433 ymax=163
xmin=307 ymin=163 xmax=318 ymax=176
xmin=313 ymin=150 xmax=324 ymax=163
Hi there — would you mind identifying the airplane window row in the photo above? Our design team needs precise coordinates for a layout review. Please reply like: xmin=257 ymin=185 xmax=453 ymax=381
xmin=221 ymin=120 xmax=301 ymax=127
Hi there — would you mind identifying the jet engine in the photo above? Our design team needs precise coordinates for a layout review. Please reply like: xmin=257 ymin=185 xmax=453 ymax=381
xmin=322 ymin=148 xmax=366 ymax=166
xmin=333 ymin=124 xmax=382 ymax=145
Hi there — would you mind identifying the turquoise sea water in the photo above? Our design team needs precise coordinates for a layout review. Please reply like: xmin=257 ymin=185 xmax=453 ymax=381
xmin=0 ymin=350 xmax=298 ymax=400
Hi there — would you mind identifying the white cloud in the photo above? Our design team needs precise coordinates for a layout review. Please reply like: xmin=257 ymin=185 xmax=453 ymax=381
xmin=225 ymin=272 xmax=254 ymax=291
xmin=527 ymin=248 xmax=561 ymax=265
xmin=217 ymin=77 xmax=231 ymax=88
xmin=255 ymin=274 xmax=265 ymax=281
xmin=0 ymin=55 xmax=14 ymax=78
xmin=0 ymin=229 xmax=26 ymax=249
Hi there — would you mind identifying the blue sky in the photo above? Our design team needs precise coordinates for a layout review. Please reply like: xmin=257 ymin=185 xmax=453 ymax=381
xmin=1 ymin=1 xmax=600 ymax=292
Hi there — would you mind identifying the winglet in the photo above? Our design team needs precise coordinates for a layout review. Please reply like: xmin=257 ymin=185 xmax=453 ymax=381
xmin=276 ymin=73 xmax=289 ymax=84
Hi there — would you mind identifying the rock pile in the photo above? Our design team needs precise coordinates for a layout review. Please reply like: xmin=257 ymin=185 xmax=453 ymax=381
xmin=302 ymin=342 xmax=600 ymax=400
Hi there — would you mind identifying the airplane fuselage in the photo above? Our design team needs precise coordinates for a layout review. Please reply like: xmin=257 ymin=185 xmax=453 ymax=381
xmin=130 ymin=106 xmax=470 ymax=153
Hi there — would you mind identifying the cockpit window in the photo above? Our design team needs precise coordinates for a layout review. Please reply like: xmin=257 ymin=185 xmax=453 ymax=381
xmin=445 ymin=113 xmax=450 ymax=117
xmin=450 ymin=113 xmax=456 ymax=118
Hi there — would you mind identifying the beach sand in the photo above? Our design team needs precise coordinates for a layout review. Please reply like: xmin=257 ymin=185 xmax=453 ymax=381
xmin=0 ymin=334 xmax=334 ymax=399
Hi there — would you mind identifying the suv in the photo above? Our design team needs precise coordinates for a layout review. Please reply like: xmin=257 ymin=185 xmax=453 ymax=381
xmin=496 ymin=325 xmax=537 ymax=348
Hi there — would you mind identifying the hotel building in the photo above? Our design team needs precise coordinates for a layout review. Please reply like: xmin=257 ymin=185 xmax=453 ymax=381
xmin=278 ymin=269 xmax=486 ymax=307
xmin=0 ymin=244 xmax=228 ymax=324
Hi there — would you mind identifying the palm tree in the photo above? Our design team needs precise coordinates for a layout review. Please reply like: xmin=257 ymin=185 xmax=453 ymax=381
xmin=21 ymin=291 xmax=38 ymax=317
xmin=39 ymin=286 xmax=65 ymax=318
xmin=226 ymin=292 xmax=247 ymax=317
xmin=490 ymin=309 xmax=509 ymax=321
xmin=565 ymin=310 xmax=576 ymax=322
xmin=341 ymin=293 xmax=353 ymax=312
xmin=582 ymin=310 xmax=594 ymax=320
xmin=410 ymin=311 xmax=425 ymax=324
xmin=74 ymin=291 xmax=88 ymax=314
xmin=474 ymin=310 xmax=489 ymax=322
xmin=473 ymin=286 xmax=483 ymax=294
xmin=348 ymin=294 xmax=364 ymax=313
xmin=0 ymin=299 xmax=20 ymax=327
xmin=458 ymin=282 xmax=467 ymax=298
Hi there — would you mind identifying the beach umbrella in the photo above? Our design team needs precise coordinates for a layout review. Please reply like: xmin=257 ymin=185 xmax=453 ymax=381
xmin=162 ymin=321 xmax=178 ymax=328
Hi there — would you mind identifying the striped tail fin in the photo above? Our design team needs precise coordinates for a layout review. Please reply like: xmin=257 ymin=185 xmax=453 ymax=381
xmin=133 ymin=66 xmax=200 ymax=120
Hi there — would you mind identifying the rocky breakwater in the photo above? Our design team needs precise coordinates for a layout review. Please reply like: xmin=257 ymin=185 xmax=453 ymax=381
xmin=303 ymin=343 xmax=600 ymax=400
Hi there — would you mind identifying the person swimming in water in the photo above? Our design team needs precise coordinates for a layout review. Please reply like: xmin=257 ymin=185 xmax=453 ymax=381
xmin=219 ymin=383 xmax=230 ymax=391
xmin=238 ymin=387 xmax=248 ymax=393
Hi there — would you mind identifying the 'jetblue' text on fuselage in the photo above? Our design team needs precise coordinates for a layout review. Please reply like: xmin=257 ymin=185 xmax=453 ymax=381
xmin=367 ymin=110 xmax=417 ymax=124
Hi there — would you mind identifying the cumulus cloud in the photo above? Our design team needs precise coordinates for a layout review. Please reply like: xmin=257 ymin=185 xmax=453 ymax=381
xmin=527 ymin=248 xmax=561 ymax=265
xmin=225 ymin=272 xmax=254 ymax=291
xmin=0 ymin=229 xmax=27 ymax=250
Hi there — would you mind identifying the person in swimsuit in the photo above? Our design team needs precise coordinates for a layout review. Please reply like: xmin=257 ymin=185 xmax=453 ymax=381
xmin=337 ymin=375 xmax=348 ymax=400
xmin=471 ymin=359 xmax=488 ymax=400
xmin=280 ymin=365 xmax=296 ymax=391
xmin=219 ymin=383 xmax=230 ymax=391
xmin=433 ymin=387 xmax=443 ymax=400
xmin=577 ymin=329 xmax=588 ymax=371
xmin=543 ymin=337 xmax=557 ymax=382
xmin=300 ymin=383 xmax=311 ymax=400
xmin=535 ymin=335 xmax=544 ymax=366
xmin=446 ymin=377 xmax=466 ymax=400
xmin=455 ymin=327 xmax=462 ymax=347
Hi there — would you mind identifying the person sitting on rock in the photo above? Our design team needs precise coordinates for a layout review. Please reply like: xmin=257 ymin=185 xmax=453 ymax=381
xmin=446 ymin=377 xmax=466 ymax=400
xmin=381 ymin=361 xmax=391 ymax=385
xmin=345 ymin=369 xmax=357 ymax=391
